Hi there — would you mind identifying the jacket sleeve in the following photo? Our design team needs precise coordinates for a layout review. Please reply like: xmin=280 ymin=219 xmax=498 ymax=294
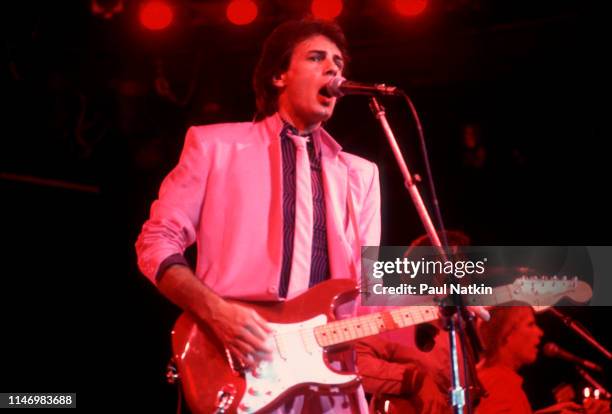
xmin=135 ymin=126 xmax=210 ymax=284
xmin=355 ymin=335 xmax=424 ymax=396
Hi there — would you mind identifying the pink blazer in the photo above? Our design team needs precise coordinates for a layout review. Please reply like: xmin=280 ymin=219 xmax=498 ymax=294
xmin=136 ymin=113 xmax=381 ymax=301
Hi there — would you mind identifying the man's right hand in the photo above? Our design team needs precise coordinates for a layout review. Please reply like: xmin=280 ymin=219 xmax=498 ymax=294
xmin=157 ymin=265 xmax=273 ymax=370
xmin=205 ymin=300 xmax=273 ymax=370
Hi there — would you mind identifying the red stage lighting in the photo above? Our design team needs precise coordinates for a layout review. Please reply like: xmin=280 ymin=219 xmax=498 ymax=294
xmin=394 ymin=0 xmax=428 ymax=17
xmin=140 ymin=1 xmax=174 ymax=30
xmin=226 ymin=0 xmax=258 ymax=26
xmin=311 ymin=0 xmax=343 ymax=21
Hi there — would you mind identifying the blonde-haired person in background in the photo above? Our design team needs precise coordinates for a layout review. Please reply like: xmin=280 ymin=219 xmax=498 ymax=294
xmin=477 ymin=306 xmax=610 ymax=414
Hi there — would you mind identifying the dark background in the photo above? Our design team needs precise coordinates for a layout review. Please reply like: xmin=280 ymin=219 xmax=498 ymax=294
xmin=1 ymin=0 xmax=609 ymax=411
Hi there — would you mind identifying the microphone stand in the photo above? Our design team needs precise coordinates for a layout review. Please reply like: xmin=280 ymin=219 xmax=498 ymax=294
xmin=440 ymin=304 xmax=468 ymax=414
xmin=368 ymin=97 xmax=483 ymax=413
xmin=368 ymin=97 xmax=445 ymax=257
xmin=549 ymin=307 xmax=612 ymax=360
xmin=458 ymin=307 xmax=487 ymax=409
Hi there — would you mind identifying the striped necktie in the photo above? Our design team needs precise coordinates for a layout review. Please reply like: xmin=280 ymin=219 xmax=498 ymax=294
xmin=285 ymin=132 xmax=313 ymax=298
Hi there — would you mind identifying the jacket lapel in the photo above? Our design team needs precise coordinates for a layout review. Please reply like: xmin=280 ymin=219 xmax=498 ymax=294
xmin=318 ymin=130 xmax=355 ymax=281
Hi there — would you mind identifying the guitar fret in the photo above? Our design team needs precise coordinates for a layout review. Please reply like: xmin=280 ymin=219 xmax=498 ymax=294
xmin=360 ymin=317 xmax=374 ymax=339
xmin=367 ymin=317 xmax=380 ymax=336
xmin=331 ymin=325 xmax=341 ymax=342
xmin=338 ymin=322 xmax=347 ymax=342
xmin=346 ymin=320 xmax=359 ymax=341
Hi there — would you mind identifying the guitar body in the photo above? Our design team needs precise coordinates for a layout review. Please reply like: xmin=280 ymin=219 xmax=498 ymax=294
xmin=171 ymin=279 xmax=361 ymax=414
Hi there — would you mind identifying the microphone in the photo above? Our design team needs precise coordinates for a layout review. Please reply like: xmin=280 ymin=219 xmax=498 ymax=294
xmin=543 ymin=342 xmax=603 ymax=372
xmin=325 ymin=77 xmax=401 ymax=98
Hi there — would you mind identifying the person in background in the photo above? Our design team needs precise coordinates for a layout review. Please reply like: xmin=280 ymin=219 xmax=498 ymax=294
xmin=477 ymin=306 xmax=610 ymax=414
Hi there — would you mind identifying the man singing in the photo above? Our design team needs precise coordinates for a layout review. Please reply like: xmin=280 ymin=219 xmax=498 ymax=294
xmin=136 ymin=19 xmax=380 ymax=413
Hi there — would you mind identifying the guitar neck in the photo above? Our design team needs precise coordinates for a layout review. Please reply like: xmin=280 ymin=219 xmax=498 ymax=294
xmin=314 ymin=284 xmax=514 ymax=347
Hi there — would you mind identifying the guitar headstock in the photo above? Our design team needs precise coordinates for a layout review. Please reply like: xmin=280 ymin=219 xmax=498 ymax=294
xmin=510 ymin=275 xmax=593 ymax=308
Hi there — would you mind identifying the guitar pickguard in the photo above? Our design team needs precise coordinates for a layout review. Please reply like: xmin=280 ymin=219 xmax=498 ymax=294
xmin=237 ymin=314 xmax=358 ymax=413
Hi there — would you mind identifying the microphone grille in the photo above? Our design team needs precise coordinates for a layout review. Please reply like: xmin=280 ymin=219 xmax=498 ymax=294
xmin=543 ymin=342 xmax=559 ymax=356
xmin=327 ymin=76 xmax=346 ymax=97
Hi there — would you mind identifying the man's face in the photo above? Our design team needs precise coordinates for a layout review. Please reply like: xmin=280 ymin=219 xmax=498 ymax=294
xmin=274 ymin=35 xmax=344 ymax=130
xmin=504 ymin=311 xmax=544 ymax=366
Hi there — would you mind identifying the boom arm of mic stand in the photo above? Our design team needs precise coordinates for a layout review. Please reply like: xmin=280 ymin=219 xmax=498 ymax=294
xmin=368 ymin=97 xmax=446 ymax=259
xmin=549 ymin=308 xmax=612 ymax=360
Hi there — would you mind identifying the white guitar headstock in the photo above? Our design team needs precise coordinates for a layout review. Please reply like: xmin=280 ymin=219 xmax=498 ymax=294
xmin=510 ymin=275 xmax=593 ymax=308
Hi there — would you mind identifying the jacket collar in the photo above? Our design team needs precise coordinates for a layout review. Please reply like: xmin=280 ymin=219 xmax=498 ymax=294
xmin=261 ymin=113 xmax=343 ymax=159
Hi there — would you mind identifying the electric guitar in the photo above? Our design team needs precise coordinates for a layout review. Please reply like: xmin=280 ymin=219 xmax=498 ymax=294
xmin=170 ymin=276 xmax=592 ymax=414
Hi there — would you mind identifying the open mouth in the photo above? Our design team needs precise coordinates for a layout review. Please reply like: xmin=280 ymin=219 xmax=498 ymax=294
xmin=318 ymin=85 xmax=332 ymax=98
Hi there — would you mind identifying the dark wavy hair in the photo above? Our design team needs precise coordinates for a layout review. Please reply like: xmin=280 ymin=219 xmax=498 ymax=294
xmin=253 ymin=19 xmax=350 ymax=121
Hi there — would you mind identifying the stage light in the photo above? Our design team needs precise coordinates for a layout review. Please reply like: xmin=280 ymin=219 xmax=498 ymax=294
xmin=140 ymin=1 xmax=174 ymax=31
xmin=226 ymin=0 xmax=258 ymax=26
xmin=393 ymin=0 xmax=428 ymax=17
xmin=311 ymin=0 xmax=343 ymax=21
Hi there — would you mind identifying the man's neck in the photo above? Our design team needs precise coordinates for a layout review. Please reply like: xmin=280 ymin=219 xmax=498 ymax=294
xmin=278 ymin=108 xmax=320 ymax=135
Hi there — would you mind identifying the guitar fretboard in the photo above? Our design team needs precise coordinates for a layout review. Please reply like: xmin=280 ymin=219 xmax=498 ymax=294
xmin=313 ymin=284 xmax=514 ymax=347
